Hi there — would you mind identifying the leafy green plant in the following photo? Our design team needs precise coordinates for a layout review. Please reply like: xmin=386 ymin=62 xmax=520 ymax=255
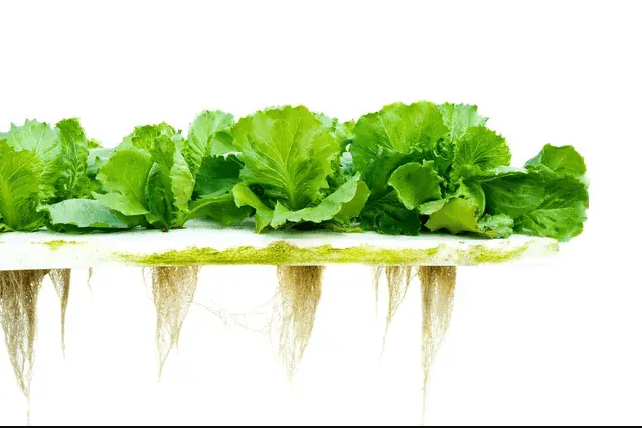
xmin=231 ymin=105 xmax=369 ymax=232
xmin=0 ymin=119 xmax=91 ymax=231
xmin=0 ymin=103 xmax=589 ymax=240
xmin=350 ymin=102 xmax=588 ymax=241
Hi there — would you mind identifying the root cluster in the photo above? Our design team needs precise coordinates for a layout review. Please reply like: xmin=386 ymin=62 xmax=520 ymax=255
xmin=418 ymin=266 xmax=456 ymax=417
xmin=50 ymin=269 xmax=71 ymax=355
xmin=151 ymin=266 xmax=200 ymax=377
xmin=0 ymin=269 xmax=49 ymax=399
xmin=276 ymin=265 xmax=324 ymax=380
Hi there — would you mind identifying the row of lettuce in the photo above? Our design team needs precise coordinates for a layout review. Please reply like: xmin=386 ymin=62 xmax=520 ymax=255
xmin=0 ymin=102 xmax=589 ymax=241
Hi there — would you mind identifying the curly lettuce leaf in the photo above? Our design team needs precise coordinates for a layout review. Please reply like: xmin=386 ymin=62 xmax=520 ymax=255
xmin=0 ymin=140 xmax=43 ymax=231
xmin=388 ymin=160 xmax=443 ymax=210
xmin=351 ymin=101 xmax=447 ymax=192
xmin=122 ymin=123 xmax=179 ymax=152
xmin=525 ymin=144 xmax=587 ymax=177
xmin=184 ymin=110 xmax=235 ymax=175
xmin=515 ymin=174 xmax=588 ymax=241
xmin=1 ymin=120 xmax=62 ymax=201
xmin=55 ymin=118 xmax=90 ymax=199
xmin=438 ymin=103 xmax=488 ymax=145
xmin=270 ymin=174 xmax=364 ymax=228
xmin=233 ymin=106 xmax=340 ymax=210
xmin=466 ymin=166 xmax=588 ymax=241
xmin=452 ymin=126 xmax=511 ymax=177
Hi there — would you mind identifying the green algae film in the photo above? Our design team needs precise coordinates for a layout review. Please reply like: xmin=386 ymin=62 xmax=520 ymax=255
xmin=118 ymin=241 xmax=541 ymax=266
xmin=465 ymin=244 xmax=529 ymax=264
xmin=37 ymin=240 xmax=83 ymax=250
xmin=120 ymin=242 xmax=442 ymax=266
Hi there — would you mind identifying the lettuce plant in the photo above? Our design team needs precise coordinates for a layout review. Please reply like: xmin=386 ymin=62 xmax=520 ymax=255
xmin=230 ymin=105 xmax=369 ymax=232
xmin=0 ymin=119 xmax=91 ymax=231
xmin=351 ymin=102 xmax=588 ymax=241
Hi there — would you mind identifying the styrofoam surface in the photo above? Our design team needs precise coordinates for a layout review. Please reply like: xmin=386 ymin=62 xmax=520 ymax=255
xmin=0 ymin=220 xmax=559 ymax=270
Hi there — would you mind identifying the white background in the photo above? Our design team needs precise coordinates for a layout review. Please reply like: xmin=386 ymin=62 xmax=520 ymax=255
xmin=1 ymin=0 xmax=641 ymax=425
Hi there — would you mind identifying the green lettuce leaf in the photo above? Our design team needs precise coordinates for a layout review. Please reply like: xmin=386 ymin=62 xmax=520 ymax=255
xmin=388 ymin=160 xmax=443 ymax=209
xmin=425 ymin=198 xmax=479 ymax=234
xmin=41 ymin=199 xmax=129 ymax=231
xmin=333 ymin=180 xmax=370 ymax=225
xmin=55 ymin=118 xmax=90 ymax=199
xmin=1 ymin=120 xmax=62 ymax=201
xmin=452 ymin=126 xmax=511 ymax=177
xmin=438 ymin=103 xmax=488 ymax=145
xmin=93 ymin=146 xmax=153 ymax=216
xmin=351 ymin=101 xmax=447 ymax=192
xmin=0 ymin=140 xmax=42 ymax=231
xmin=466 ymin=166 xmax=588 ymax=241
xmin=185 ymin=193 xmax=252 ymax=226
xmin=233 ymin=105 xmax=340 ymax=210
xmin=122 ymin=123 xmax=179 ymax=152
xmin=524 ymin=143 xmax=587 ymax=177
xmin=184 ymin=110 xmax=235 ymax=175
xmin=270 ymin=175 xmax=364 ymax=228
xmin=231 ymin=183 xmax=274 ymax=232
xmin=514 ymin=174 xmax=588 ymax=241
xmin=194 ymin=155 xmax=243 ymax=198
xmin=359 ymin=190 xmax=422 ymax=235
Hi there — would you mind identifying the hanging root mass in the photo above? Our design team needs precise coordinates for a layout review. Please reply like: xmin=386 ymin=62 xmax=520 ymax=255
xmin=277 ymin=265 xmax=324 ymax=380
xmin=0 ymin=269 xmax=49 ymax=399
xmin=50 ymin=269 xmax=71 ymax=355
xmin=151 ymin=265 xmax=200 ymax=377
xmin=372 ymin=266 xmax=412 ymax=349
xmin=418 ymin=266 xmax=456 ymax=418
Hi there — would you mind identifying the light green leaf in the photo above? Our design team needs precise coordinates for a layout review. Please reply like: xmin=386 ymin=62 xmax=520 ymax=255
xmin=388 ymin=160 xmax=442 ymax=209
xmin=351 ymin=102 xmax=447 ymax=187
xmin=270 ymin=175 xmax=362 ymax=228
xmin=233 ymin=105 xmax=340 ymax=210
xmin=184 ymin=110 xmax=235 ymax=175
xmin=438 ymin=103 xmax=488 ymax=145
xmin=1 ymin=120 xmax=62 ymax=201
xmin=0 ymin=140 xmax=42 ymax=231
xmin=55 ymin=118 xmax=90 ymax=199
xmin=334 ymin=180 xmax=370 ymax=225
xmin=524 ymin=143 xmax=587 ymax=177
xmin=515 ymin=175 xmax=588 ymax=241
xmin=170 ymin=145 xmax=195 ymax=212
xmin=425 ymin=198 xmax=479 ymax=234
xmin=453 ymin=126 xmax=511 ymax=175
xmin=185 ymin=193 xmax=253 ymax=226
xmin=92 ymin=192 xmax=149 ymax=216
xmin=123 ymin=123 xmax=178 ymax=153
xmin=42 ymin=199 xmax=129 ymax=229
xmin=231 ymin=183 xmax=274 ymax=232
xmin=95 ymin=147 xmax=153 ymax=215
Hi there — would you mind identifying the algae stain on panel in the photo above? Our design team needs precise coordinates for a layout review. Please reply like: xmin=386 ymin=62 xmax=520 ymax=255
xmin=465 ymin=244 xmax=529 ymax=264
xmin=36 ymin=240 xmax=83 ymax=251
xmin=119 ymin=242 xmax=442 ymax=266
